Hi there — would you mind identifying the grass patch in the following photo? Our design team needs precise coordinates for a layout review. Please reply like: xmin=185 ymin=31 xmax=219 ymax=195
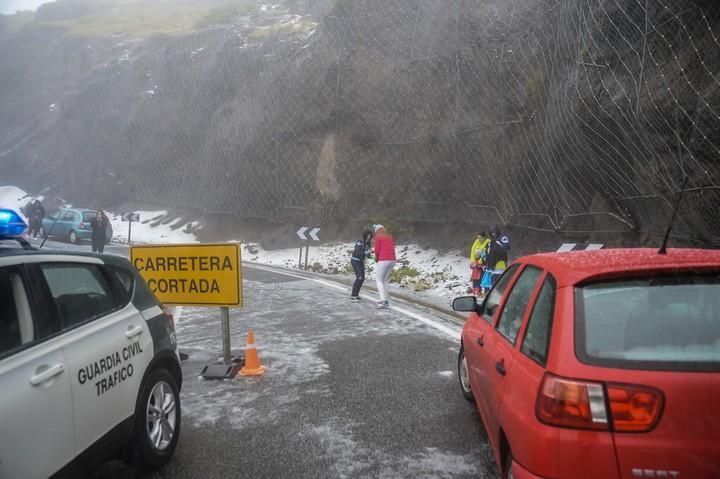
xmin=36 ymin=2 xmax=245 ymax=38
xmin=389 ymin=266 xmax=421 ymax=283
xmin=194 ymin=1 xmax=255 ymax=29
xmin=248 ymin=16 xmax=316 ymax=39
xmin=413 ymin=279 xmax=433 ymax=291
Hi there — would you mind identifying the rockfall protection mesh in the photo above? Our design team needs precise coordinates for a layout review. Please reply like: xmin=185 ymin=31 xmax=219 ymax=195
xmin=5 ymin=0 xmax=719 ymax=243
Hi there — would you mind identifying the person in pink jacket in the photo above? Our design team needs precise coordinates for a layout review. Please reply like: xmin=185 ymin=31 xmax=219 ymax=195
xmin=372 ymin=224 xmax=396 ymax=309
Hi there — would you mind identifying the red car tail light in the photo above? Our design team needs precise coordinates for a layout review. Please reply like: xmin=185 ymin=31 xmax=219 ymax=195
xmin=536 ymin=373 xmax=664 ymax=433
xmin=79 ymin=222 xmax=86 ymax=229
xmin=536 ymin=373 xmax=609 ymax=430
xmin=606 ymin=383 xmax=664 ymax=432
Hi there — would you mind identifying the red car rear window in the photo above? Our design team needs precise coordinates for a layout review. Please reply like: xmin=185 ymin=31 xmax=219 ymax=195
xmin=575 ymin=272 xmax=720 ymax=372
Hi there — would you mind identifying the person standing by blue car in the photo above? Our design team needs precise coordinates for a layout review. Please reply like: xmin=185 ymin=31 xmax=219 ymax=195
xmin=90 ymin=209 xmax=109 ymax=253
xmin=350 ymin=229 xmax=373 ymax=302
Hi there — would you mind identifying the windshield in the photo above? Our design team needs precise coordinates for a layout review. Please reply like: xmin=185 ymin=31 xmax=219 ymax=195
xmin=575 ymin=273 xmax=720 ymax=371
xmin=82 ymin=212 xmax=95 ymax=222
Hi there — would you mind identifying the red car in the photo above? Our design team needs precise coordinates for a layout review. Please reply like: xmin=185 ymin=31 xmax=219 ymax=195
xmin=453 ymin=248 xmax=720 ymax=479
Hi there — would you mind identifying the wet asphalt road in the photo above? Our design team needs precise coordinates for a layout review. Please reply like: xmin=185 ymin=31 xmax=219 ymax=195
xmin=32 ymin=239 xmax=498 ymax=478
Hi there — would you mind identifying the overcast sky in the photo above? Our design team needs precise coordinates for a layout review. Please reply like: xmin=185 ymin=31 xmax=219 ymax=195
xmin=0 ymin=0 xmax=55 ymax=15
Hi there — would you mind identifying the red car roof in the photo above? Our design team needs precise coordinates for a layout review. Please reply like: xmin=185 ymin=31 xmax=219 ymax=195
xmin=520 ymin=248 xmax=720 ymax=287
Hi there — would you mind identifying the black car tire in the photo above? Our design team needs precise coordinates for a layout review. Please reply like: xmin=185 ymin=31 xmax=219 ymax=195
xmin=69 ymin=230 xmax=79 ymax=244
xmin=458 ymin=346 xmax=475 ymax=403
xmin=131 ymin=368 xmax=181 ymax=471
xmin=39 ymin=226 xmax=47 ymax=239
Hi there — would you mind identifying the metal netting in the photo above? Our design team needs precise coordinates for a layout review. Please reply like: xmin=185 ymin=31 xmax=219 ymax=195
xmin=2 ymin=0 xmax=719 ymax=243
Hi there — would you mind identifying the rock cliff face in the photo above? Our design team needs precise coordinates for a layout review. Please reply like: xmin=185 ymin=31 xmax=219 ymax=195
xmin=1 ymin=0 xmax=718 ymax=244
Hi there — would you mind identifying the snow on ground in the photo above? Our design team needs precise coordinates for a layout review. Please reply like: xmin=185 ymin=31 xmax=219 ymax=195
xmin=242 ymin=242 xmax=471 ymax=306
xmin=1 ymin=185 xmax=198 ymax=244
xmin=108 ymin=211 xmax=198 ymax=244
xmin=3 ymin=185 xmax=470 ymax=304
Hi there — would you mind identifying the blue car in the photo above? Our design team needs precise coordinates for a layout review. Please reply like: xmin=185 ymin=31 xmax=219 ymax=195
xmin=40 ymin=208 xmax=113 ymax=244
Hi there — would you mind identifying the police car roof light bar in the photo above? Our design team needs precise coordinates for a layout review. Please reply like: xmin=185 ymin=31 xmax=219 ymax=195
xmin=0 ymin=209 xmax=34 ymax=250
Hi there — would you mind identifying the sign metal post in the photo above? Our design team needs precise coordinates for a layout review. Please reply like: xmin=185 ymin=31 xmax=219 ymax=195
xmin=296 ymin=226 xmax=321 ymax=271
xmin=121 ymin=212 xmax=140 ymax=244
xmin=221 ymin=306 xmax=231 ymax=365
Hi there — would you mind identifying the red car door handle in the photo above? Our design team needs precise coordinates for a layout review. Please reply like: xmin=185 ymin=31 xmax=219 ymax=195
xmin=495 ymin=361 xmax=506 ymax=376
xmin=477 ymin=335 xmax=484 ymax=347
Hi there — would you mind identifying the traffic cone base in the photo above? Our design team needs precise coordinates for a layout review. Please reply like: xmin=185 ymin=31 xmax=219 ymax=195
xmin=239 ymin=365 xmax=266 ymax=376
xmin=239 ymin=330 xmax=266 ymax=377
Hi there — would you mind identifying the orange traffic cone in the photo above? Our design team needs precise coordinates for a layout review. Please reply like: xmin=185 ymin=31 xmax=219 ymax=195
xmin=239 ymin=330 xmax=266 ymax=377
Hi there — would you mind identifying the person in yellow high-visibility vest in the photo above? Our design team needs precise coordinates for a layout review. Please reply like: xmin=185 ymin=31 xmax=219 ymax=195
xmin=470 ymin=231 xmax=490 ymax=262
xmin=468 ymin=232 xmax=489 ymax=293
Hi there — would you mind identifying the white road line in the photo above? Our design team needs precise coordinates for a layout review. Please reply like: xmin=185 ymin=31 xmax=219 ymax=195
xmin=390 ymin=305 xmax=460 ymax=340
xmin=244 ymin=263 xmax=461 ymax=340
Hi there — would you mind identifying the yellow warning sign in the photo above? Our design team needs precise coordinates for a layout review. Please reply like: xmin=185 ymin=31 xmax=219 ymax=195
xmin=131 ymin=243 xmax=242 ymax=307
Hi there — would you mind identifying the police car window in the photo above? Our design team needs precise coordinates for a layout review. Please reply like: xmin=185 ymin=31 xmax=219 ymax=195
xmin=0 ymin=268 xmax=22 ymax=356
xmin=105 ymin=265 xmax=134 ymax=305
xmin=496 ymin=266 xmax=543 ymax=344
xmin=111 ymin=267 xmax=134 ymax=295
xmin=62 ymin=211 xmax=74 ymax=221
xmin=40 ymin=264 xmax=117 ymax=329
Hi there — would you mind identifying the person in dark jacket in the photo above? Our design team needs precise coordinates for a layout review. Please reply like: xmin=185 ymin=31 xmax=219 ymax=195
xmin=90 ymin=209 xmax=109 ymax=253
xmin=28 ymin=199 xmax=45 ymax=238
xmin=485 ymin=224 xmax=510 ymax=285
xmin=350 ymin=230 xmax=373 ymax=302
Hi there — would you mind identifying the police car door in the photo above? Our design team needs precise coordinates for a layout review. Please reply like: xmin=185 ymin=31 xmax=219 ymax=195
xmin=0 ymin=264 xmax=74 ymax=478
xmin=33 ymin=259 xmax=153 ymax=456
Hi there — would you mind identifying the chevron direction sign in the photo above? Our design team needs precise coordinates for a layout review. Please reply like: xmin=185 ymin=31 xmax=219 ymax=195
xmin=296 ymin=226 xmax=321 ymax=241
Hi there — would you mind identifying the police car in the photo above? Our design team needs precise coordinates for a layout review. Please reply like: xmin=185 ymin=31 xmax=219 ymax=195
xmin=0 ymin=209 xmax=182 ymax=478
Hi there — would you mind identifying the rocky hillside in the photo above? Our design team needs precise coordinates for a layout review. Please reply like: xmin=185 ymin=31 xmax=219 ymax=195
xmin=1 ymin=0 xmax=718 ymax=245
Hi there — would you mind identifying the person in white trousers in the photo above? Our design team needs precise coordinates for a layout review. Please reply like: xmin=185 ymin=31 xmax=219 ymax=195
xmin=372 ymin=224 xmax=396 ymax=309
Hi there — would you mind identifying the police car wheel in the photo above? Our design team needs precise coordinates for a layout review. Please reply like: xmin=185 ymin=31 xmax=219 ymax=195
xmin=69 ymin=230 xmax=79 ymax=244
xmin=132 ymin=368 xmax=181 ymax=470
